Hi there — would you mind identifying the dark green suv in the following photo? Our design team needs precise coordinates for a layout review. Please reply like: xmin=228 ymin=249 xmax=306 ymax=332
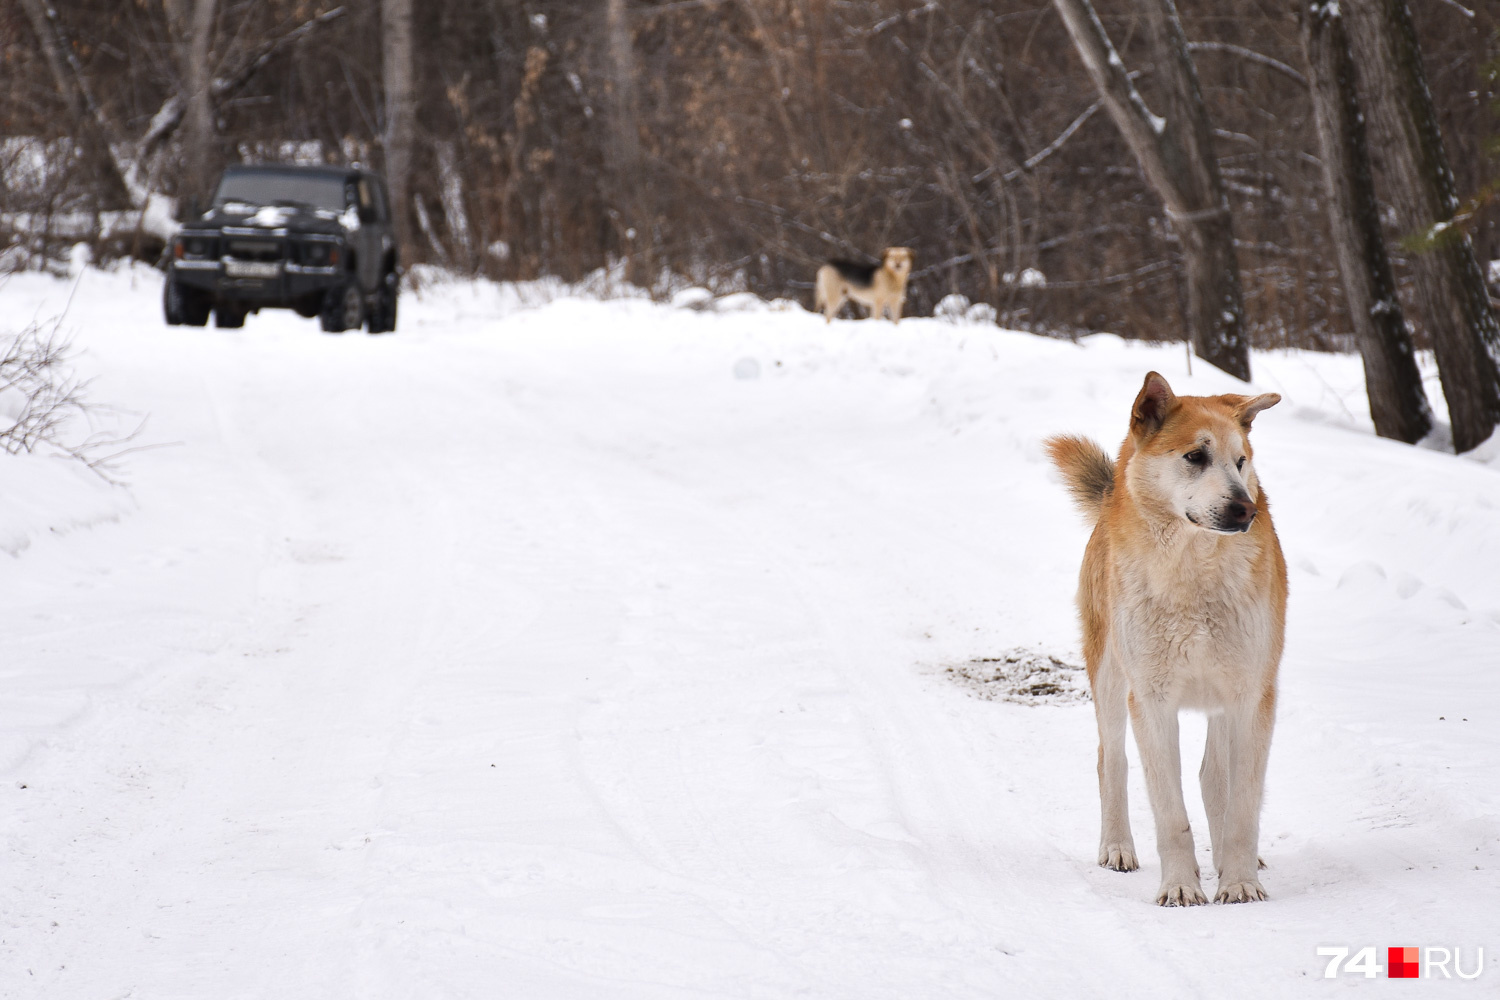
xmin=164 ymin=164 xmax=398 ymax=333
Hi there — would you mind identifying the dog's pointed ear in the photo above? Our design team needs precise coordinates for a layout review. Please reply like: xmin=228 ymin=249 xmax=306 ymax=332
xmin=1130 ymin=371 xmax=1178 ymax=436
xmin=1226 ymin=392 xmax=1281 ymax=429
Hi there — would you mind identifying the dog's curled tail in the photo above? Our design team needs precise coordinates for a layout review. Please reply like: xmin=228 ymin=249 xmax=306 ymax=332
xmin=1044 ymin=435 xmax=1114 ymax=522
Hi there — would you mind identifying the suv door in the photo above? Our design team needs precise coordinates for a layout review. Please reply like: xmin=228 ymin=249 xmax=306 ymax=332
xmin=354 ymin=174 xmax=384 ymax=294
xmin=369 ymin=175 xmax=396 ymax=275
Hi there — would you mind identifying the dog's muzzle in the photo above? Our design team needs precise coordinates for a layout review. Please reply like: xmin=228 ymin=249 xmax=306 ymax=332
xmin=1225 ymin=498 xmax=1257 ymax=531
xmin=1188 ymin=500 xmax=1257 ymax=533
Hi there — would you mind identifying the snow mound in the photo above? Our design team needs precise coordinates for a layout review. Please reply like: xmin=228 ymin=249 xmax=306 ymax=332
xmin=0 ymin=452 xmax=130 ymax=557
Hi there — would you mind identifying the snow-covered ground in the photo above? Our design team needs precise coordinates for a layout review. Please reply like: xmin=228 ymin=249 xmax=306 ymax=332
xmin=1 ymin=263 xmax=1497 ymax=997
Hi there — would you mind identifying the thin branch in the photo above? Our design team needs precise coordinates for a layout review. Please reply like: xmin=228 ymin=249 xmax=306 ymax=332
xmin=989 ymin=70 xmax=1146 ymax=184
xmin=632 ymin=0 xmax=730 ymax=16
xmin=916 ymin=254 xmax=1176 ymax=289
xmin=1187 ymin=41 xmax=1309 ymax=89
xmin=140 ymin=7 xmax=348 ymax=158
xmin=860 ymin=1 xmax=941 ymax=38
xmin=728 ymin=196 xmax=858 ymax=255
xmin=1428 ymin=0 xmax=1474 ymax=18
xmin=1036 ymin=258 xmax=1176 ymax=289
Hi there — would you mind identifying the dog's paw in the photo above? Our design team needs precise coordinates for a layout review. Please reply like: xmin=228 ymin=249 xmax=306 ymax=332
xmin=1099 ymin=843 xmax=1140 ymax=872
xmin=1215 ymin=879 xmax=1268 ymax=904
xmin=1156 ymin=881 xmax=1208 ymax=907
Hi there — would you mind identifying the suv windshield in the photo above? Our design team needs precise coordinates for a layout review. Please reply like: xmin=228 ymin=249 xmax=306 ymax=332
xmin=213 ymin=171 xmax=348 ymax=212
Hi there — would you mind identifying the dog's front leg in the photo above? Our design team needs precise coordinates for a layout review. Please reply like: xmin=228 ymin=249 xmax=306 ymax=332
xmin=1093 ymin=661 xmax=1138 ymax=870
xmin=1128 ymin=692 xmax=1206 ymax=905
xmin=1214 ymin=690 xmax=1275 ymax=903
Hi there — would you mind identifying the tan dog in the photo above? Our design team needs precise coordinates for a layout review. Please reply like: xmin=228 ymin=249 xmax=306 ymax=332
xmin=1046 ymin=372 xmax=1286 ymax=906
xmin=814 ymin=247 xmax=913 ymax=323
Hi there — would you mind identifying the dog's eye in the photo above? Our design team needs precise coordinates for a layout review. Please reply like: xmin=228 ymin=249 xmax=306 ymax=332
xmin=1184 ymin=450 xmax=1207 ymax=466
xmin=1236 ymin=456 xmax=1246 ymax=471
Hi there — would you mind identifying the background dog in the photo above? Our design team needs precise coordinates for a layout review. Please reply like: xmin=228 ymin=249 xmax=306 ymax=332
xmin=814 ymin=247 xmax=913 ymax=323
xmin=1045 ymin=372 xmax=1285 ymax=906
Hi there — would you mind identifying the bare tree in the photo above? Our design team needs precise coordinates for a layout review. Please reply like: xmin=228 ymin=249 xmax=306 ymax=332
xmin=1052 ymin=0 xmax=1251 ymax=380
xmin=382 ymin=0 xmax=416 ymax=255
xmin=169 ymin=0 xmax=221 ymax=211
xmin=1344 ymin=0 xmax=1500 ymax=452
xmin=1299 ymin=0 xmax=1431 ymax=443
xmin=604 ymin=0 xmax=641 ymax=173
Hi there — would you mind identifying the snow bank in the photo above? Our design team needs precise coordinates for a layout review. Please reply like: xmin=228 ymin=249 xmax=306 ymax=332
xmin=0 ymin=453 xmax=130 ymax=557
xmin=1 ymin=270 xmax=136 ymax=556
xmin=0 ymin=263 xmax=1496 ymax=997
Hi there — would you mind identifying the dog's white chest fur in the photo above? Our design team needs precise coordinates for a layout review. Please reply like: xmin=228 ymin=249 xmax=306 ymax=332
xmin=1111 ymin=536 xmax=1276 ymax=710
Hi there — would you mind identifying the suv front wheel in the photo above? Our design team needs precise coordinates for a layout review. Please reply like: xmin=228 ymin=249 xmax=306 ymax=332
xmin=164 ymin=274 xmax=211 ymax=326
xmin=320 ymin=282 xmax=363 ymax=333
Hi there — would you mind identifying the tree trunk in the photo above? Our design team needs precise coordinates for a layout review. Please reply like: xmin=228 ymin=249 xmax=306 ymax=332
xmin=182 ymin=0 xmax=219 ymax=211
xmin=435 ymin=140 xmax=473 ymax=268
xmin=1051 ymin=0 xmax=1251 ymax=380
xmin=605 ymin=0 xmax=653 ymax=283
xmin=382 ymin=0 xmax=416 ymax=257
xmin=604 ymin=0 xmax=642 ymax=175
xmin=1343 ymin=0 xmax=1500 ymax=452
xmin=1299 ymin=0 xmax=1432 ymax=443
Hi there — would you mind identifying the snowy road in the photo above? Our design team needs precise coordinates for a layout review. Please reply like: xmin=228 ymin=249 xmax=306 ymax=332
xmin=2 ymin=266 xmax=1498 ymax=997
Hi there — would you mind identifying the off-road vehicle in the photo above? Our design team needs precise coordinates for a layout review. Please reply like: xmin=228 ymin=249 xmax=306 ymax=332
xmin=163 ymin=164 xmax=398 ymax=333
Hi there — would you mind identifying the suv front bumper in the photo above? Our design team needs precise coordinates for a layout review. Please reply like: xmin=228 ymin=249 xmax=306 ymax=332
xmin=169 ymin=230 xmax=349 ymax=304
xmin=171 ymin=259 xmax=347 ymax=303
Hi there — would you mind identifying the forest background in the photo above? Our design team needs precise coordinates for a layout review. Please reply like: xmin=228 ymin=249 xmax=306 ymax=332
xmin=2 ymin=0 xmax=1496 ymax=356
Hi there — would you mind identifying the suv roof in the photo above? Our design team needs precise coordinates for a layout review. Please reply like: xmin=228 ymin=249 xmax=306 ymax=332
xmin=222 ymin=163 xmax=365 ymax=178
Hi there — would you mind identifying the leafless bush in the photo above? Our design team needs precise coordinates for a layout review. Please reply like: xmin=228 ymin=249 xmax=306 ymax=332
xmin=0 ymin=321 xmax=140 ymax=483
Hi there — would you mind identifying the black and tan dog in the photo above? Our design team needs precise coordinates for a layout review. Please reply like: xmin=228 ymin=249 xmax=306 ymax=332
xmin=814 ymin=247 xmax=914 ymax=323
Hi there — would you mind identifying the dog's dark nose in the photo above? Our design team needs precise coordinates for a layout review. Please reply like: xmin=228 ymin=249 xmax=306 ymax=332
xmin=1227 ymin=498 xmax=1257 ymax=528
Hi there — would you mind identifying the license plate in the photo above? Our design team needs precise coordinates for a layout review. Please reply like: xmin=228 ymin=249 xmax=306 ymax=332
xmin=226 ymin=260 xmax=280 ymax=278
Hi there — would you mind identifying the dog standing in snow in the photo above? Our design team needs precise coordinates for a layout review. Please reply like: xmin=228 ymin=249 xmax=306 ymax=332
xmin=1045 ymin=372 xmax=1286 ymax=906
xmin=813 ymin=247 xmax=914 ymax=323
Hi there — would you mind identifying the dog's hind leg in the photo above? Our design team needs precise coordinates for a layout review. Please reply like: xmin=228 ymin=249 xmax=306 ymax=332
xmin=1200 ymin=712 xmax=1229 ymax=874
xmin=1129 ymin=691 xmax=1207 ymax=905
xmin=1200 ymin=714 xmax=1263 ymax=878
xmin=1093 ymin=658 xmax=1138 ymax=871
xmin=1214 ymin=686 xmax=1276 ymax=903
xmin=814 ymin=268 xmax=839 ymax=323
xmin=815 ymin=284 xmax=833 ymax=323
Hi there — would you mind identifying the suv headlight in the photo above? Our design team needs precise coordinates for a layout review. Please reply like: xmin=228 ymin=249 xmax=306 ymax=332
xmin=300 ymin=240 xmax=341 ymax=267
xmin=174 ymin=235 xmax=217 ymax=259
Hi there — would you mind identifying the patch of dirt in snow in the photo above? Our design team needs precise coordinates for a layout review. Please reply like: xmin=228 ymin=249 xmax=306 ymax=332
xmin=945 ymin=649 xmax=1089 ymax=706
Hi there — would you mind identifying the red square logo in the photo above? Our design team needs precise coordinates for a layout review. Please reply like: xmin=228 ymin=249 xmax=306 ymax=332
xmin=1389 ymin=947 xmax=1420 ymax=979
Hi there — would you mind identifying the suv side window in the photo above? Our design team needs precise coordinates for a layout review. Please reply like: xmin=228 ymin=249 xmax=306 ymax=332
xmin=356 ymin=178 xmax=377 ymax=223
xmin=369 ymin=177 xmax=391 ymax=223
